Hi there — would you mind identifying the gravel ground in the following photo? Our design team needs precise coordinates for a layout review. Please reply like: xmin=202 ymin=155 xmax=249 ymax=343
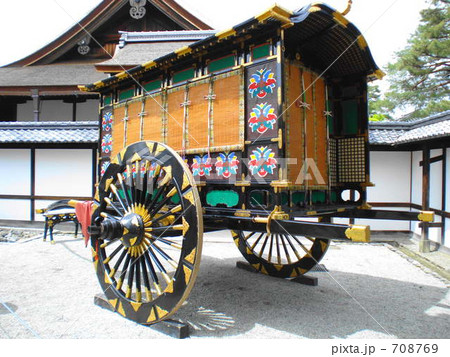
xmin=0 ymin=229 xmax=449 ymax=339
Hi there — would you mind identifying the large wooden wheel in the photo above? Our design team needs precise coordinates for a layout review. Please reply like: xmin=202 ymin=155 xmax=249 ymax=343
xmin=91 ymin=141 xmax=203 ymax=324
xmin=231 ymin=230 xmax=329 ymax=278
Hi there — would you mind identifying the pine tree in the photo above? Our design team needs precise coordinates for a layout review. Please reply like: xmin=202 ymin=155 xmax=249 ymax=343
xmin=371 ymin=0 xmax=449 ymax=120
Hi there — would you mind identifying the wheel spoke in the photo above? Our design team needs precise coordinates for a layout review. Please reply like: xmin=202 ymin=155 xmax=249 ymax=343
xmin=104 ymin=197 xmax=124 ymax=217
xmin=244 ymin=231 xmax=256 ymax=241
xmin=275 ymin=234 xmax=281 ymax=264
xmin=125 ymin=258 xmax=136 ymax=298
xmin=110 ymin=182 xmax=129 ymax=213
xmin=109 ymin=249 xmax=128 ymax=278
xmin=103 ymin=243 xmax=124 ymax=265
xmin=250 ymin=232 xmax=264 ymax=250
xmin=282 ymin=234 xmax=303 ymax=261
xmin=146 ymin=246 xmax=171 ymax=284
xmin=117 ymin=173 xmax=132 ymax=211
xmin=151 ymin=243 xmax=178 ymax=269
xmin=116 ymin=254 xmax=132 ymax=291
xmin=135 ymin=258 xmax=142 ymax=302
xmin=279 ymin=234 xmax=292 ymax=264
xmin=145 ymin=222 xmax=184 ymax=234
xmin=145 ymin=184 xmax=170 ymax=215
xmin=127 ymin=164 xmax=136 ymax=205
xmin=134 ymin=162 xmax=141 ymax=205
xmin=140 ymin=161 xmax=150 ymax=205
xmin=100 ymin=237 xmax=120 ymax=249
xmin=148 ymin=187 xmax=177 ymax=218
xmin=139 ymin=256 xmax=153 ymax=301
xmin=258 ymin=234 xmax=270 ymax=258
xmin=143 ymin=251 xmax=159 ymax=286
xmin=100 ymin=211 xmax=120 ymax=221
xmin=267 ymin=234 xmax=274 ymax=263
xmin=154 ymin=237 xmax=182 ymax=250
xmin=290 ymin=234 xmax=312 ymax=256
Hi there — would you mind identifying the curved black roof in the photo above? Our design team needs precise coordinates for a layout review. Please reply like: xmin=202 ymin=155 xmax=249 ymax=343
xmin=81 ymin=2 xmax=382 ymax=92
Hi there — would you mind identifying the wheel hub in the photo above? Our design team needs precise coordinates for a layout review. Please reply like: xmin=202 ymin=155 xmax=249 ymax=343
xmin=120 ymin=213 xmax=145 ymax=247
xmin=99 ymin=212 xmax=145 ymax=247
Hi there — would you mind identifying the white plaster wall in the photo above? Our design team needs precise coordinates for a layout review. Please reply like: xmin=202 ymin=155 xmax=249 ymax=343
xmin=0 ymin=199 xmax=30 ymax=220
xmin=429 ymin=149 xmax=443 ymax=210
xmin=0 ymin=149 xmax=31 ymax=195
xmin=411 ymin=151 xmax=422 ymax=206
xmin=40 ymin=100 xmax=72 ymax=122
xmin=363 ymin=151 xmax=411 ymax=230
xmin=445 ymin=148 xmax=450 ymax=248
xmin=77 ymin=99 xmax=99 ymax=121
xmin=17 ymin=100 xmax=33 ymax=121
xmin=367 ymin=151 xmax=411 ymax=203
xmin=35 ymin=149 xmax=93 ymax=197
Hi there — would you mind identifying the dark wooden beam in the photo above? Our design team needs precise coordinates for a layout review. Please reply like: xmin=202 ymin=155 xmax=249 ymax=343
xmin=72 ymin=101 xmax=77 ymax=122
xmin=31 ymin=89 xmax=40 ymax=122
xmin=419 ymin=154 xmax=444 ymax=166
xmin=30 ymin=148 xmax=35 ymax=221
xmin=421 ymin=146 xmax=430 ymax=252
xmin=442 ymin=147 xmax=447 ymax=245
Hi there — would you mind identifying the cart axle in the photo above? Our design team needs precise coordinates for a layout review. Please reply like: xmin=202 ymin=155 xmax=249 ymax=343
xmin=204 ymin=214 xmax=370 ymax=243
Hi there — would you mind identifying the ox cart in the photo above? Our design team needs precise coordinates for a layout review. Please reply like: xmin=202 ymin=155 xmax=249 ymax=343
xmin=75 ymin=3 xmax=433 ymax=328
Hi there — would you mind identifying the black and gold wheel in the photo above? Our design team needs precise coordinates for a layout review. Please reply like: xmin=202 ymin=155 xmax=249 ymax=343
xmin=91 ymin=141 xmax=202 ymax=325
xmin=231 ymin=230 xmax=329 ymax=278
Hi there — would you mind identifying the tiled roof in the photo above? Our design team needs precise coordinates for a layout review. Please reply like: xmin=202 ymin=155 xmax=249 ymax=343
xmin=0 ymin=65 xmax=106 ymax=87
xmin=118 ymin=30 xmax=217 ymax=46
xmin=97 ymin=30 xmax=216 ymax=68
xmin=369 ymin=111 xmax=450 ymax=145
xmin=98 ymin=41 xmax=197 ymax=67
xmin=0 ymin=121 xmax=98 ymax=144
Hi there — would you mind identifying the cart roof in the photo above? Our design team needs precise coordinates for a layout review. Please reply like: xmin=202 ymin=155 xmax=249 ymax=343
xmin=81 ymin=2 xmax=383 ymax=92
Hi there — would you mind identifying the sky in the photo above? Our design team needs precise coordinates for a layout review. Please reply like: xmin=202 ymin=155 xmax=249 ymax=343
xmin=0 ymin=0 xmax=428 ymax=70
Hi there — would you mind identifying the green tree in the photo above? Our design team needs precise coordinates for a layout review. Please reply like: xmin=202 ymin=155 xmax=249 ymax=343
xmin=368 ymin=84 xmax=394 ymax=121
xmin=369 ymin=0 xmax=449 ymax=120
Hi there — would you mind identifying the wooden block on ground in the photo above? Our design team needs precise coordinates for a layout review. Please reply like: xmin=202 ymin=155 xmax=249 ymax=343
xmin=290 ymin=275 xmax=318 ymax=286
xmin=93 ymin=294 xmax=190 ymax=339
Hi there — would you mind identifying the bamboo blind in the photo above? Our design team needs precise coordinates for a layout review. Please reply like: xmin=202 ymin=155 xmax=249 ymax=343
xmin=111 ymin=71 xmax=243 ymax=155
xmin=286 ymin=64 xmax=304 ymax=185
xmin=187 ymin=81 xmax=210 ymax=150
xmin=126 ymin=101 xmax=142 ymax=146
xmin=213 ymin=74 xmax=241 ymax=147
xmin=286 ymin=62 xmax=328 ymax=187
xmin=166 ymin=88 xmax=185 ymax=151
xmin=112 ymin=106 xmax=126 ymax=157
xmin=143 ymin=94 xmax=164 ymax=142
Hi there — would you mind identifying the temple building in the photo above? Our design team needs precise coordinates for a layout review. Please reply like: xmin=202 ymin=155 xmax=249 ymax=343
xmin=0 ymin=0 xmax=212 ymax=222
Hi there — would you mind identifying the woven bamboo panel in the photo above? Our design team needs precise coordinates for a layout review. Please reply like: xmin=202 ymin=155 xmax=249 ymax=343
xmin=286 ymin=63 xmax=328 ymax=187
xmin=143 ymin=94 xmax=163 ymax=142
xmin=213 ymin=74 xmax=241 ymax=147
xmin=166 ymin=88 xmax=186 ymax=151
xmin=286 ymin=63 xmax=304 ymax=185
xmin=187 ymin=81 xmax=210 ymax=150
xmin=314 ymin=75 xmax=328 ymax=184
xmin=126 ymin=101 xmax=142 ymax=146
xmin=304 ymin=69 xmax=315 ymax=175
xmin=112 ymin=106 xmax=126 ymax=157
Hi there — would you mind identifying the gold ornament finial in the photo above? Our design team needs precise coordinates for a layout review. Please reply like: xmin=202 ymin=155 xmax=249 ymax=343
xmin=342 ymin=0 xmax=353 ymax=16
